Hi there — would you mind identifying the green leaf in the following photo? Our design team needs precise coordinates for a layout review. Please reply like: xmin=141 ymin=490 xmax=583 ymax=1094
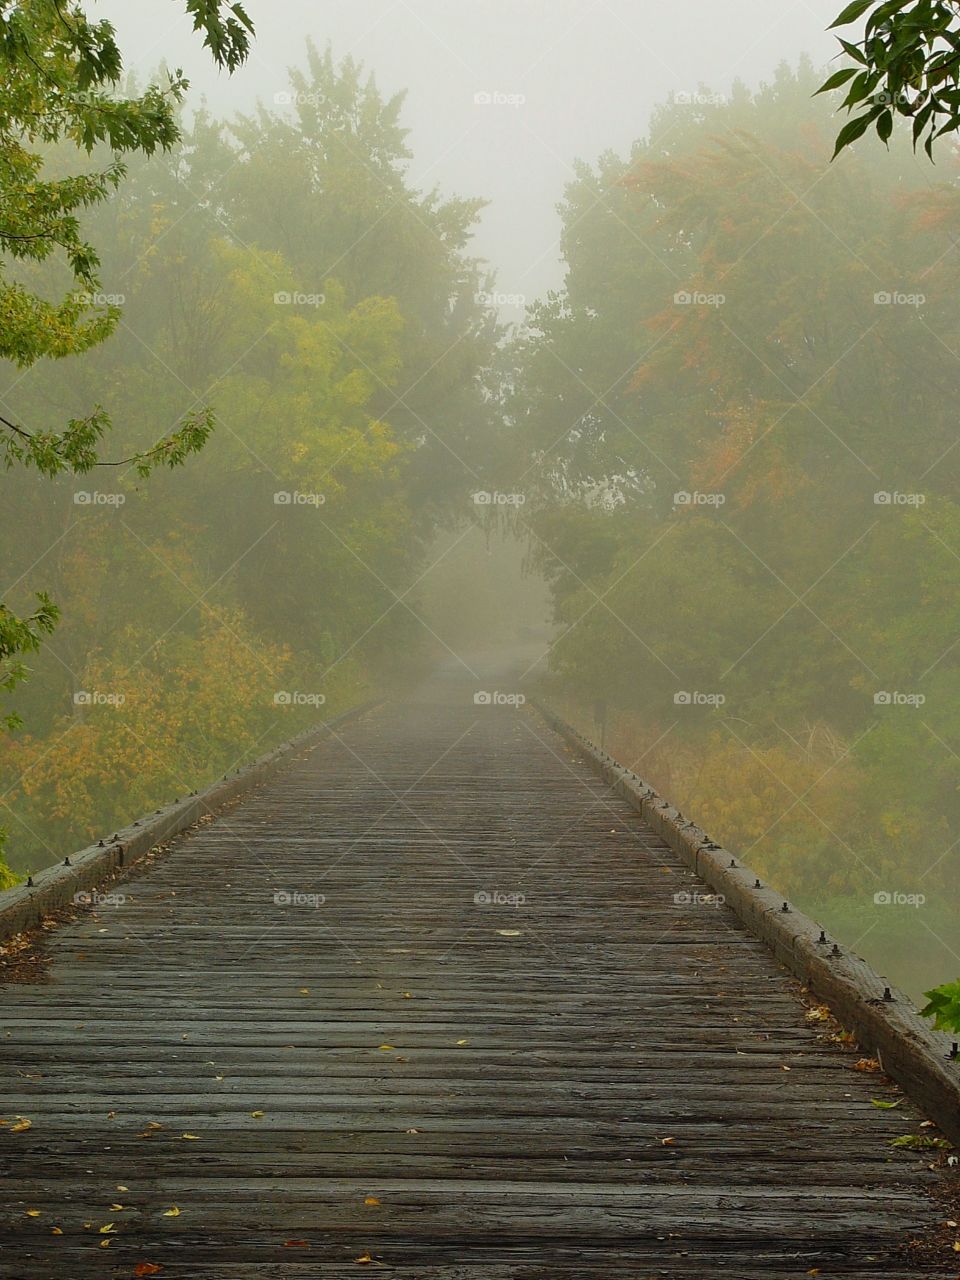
xmin=816 ymin=67 xmax=860 ymax=95
xmin=831 ymin=110 xmax=877 ymax=158
xmin=889 ymin=1133 xmax=951 ymax=1149
xmin=920 ymin=979 xmax=960 ymax=1032
xmin=829 ymin=0 xmax=877 ymax=30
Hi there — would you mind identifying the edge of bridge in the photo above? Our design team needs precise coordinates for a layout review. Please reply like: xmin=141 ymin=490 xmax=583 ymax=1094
xmin=533 ymin=697 xmax=960 ymax=1147
xmin=0 ymin=698 xmax=380 ymax=945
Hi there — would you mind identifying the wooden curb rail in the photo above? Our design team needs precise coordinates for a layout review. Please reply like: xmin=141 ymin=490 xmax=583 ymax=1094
xmin=0 ymin=699 xmax=380 ymax=945
xmin=534 ymin=697 xmax=960 ymax=1147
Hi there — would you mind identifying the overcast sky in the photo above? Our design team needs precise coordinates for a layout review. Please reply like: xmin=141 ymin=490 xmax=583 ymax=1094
xmin=96 ymin=0 xmax=841 ymax=313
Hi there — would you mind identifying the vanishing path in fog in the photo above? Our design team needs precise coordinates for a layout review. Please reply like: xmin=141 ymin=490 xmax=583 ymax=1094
xmin=0 ymin=667 xmax=951 ymax=1276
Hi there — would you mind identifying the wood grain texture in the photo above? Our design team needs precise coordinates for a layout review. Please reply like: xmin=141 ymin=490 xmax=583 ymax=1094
xmin=0 ymin=667 xmax=955 ymax=1277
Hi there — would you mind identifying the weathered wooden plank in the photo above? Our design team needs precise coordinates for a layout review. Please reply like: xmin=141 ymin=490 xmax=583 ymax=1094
xmin=0 ymin=677 xmax=956 ymax=1276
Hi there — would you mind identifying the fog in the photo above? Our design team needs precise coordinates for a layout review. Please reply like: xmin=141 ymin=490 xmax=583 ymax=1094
xmin=2 ymin=0 xmax=958 ymax=1016
xmin=96 ymin=0 xmax=840 ymax=321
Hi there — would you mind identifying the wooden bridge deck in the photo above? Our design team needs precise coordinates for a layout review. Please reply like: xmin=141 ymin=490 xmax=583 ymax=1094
xmin=0 ymin=670 xmax=954 ymax=1277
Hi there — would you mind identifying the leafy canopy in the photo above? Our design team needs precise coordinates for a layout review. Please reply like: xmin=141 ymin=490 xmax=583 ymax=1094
xmin=0 ymin=1 xmax=253 ymax=755
xmin=821 ymin=0 xmax=960 ymax=158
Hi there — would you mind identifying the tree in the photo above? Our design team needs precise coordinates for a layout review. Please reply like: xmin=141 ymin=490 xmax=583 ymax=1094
xmin=0 ymin=46 xmax=495 ymax=884
xmin=821 ymin=0 xmax=960 ymax=157
xmin=0 ymin=1 xmax=253 ymax=719
xmin=819 ymin=3 xmax=960 ymax=1033
xmin=507 ymin=65 xmax=960 ymax=1013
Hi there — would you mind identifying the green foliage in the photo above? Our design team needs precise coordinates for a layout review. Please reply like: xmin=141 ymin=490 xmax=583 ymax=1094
xmin=0 ymin=47 xmax=495 ymax=882
xmin=0 ymin=594 xmax=58 ymax=731
xmin=920 ymin=979 xmax=960 ymax=1032
xmin=509 ymin=63 xmax=960 ymax=1005
xmin=821 ymin=0 xmax=960 ymax=157
xmin=0 ymin=2 xmax=259 ymax=879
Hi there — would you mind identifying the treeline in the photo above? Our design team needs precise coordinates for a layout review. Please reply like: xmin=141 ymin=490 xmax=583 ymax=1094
xmin=0 ymin=46 xmax=497 ymax=879
xmin=506 ymin=59 xmax=960 ymax=999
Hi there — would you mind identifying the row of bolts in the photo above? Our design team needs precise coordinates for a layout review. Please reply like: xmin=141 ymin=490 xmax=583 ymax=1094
xmin=16 ymin=720 xmax=960 ymax=1065
xmin=583 ymin=728 xmax=960 ymax=1062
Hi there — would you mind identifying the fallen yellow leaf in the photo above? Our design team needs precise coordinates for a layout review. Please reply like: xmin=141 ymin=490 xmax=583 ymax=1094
xmin=50 ymin=1227 xmax=63 ymax=1235
xmin=25 ymin=1209 xmax=40 ymax=1217
xmin=364 ymin=1196 xmax=380 ymax=1206
xmin=11 ymin=1117 xmax=31 ymax=1133
xmin=99 ymin=1223 xmax=116 ymax=1233
xmin=162 ymin=1207 xmax=180 ymax=1217
xmin=251 ymin=1110 xmax=264 ymax=1118
xmin=181 ymin=1133 xmax=200 ymax=1140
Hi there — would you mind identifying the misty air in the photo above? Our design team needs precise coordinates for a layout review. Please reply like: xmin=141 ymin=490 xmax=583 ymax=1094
xmin=1 ymin=2 xmax=959 ymax=1275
